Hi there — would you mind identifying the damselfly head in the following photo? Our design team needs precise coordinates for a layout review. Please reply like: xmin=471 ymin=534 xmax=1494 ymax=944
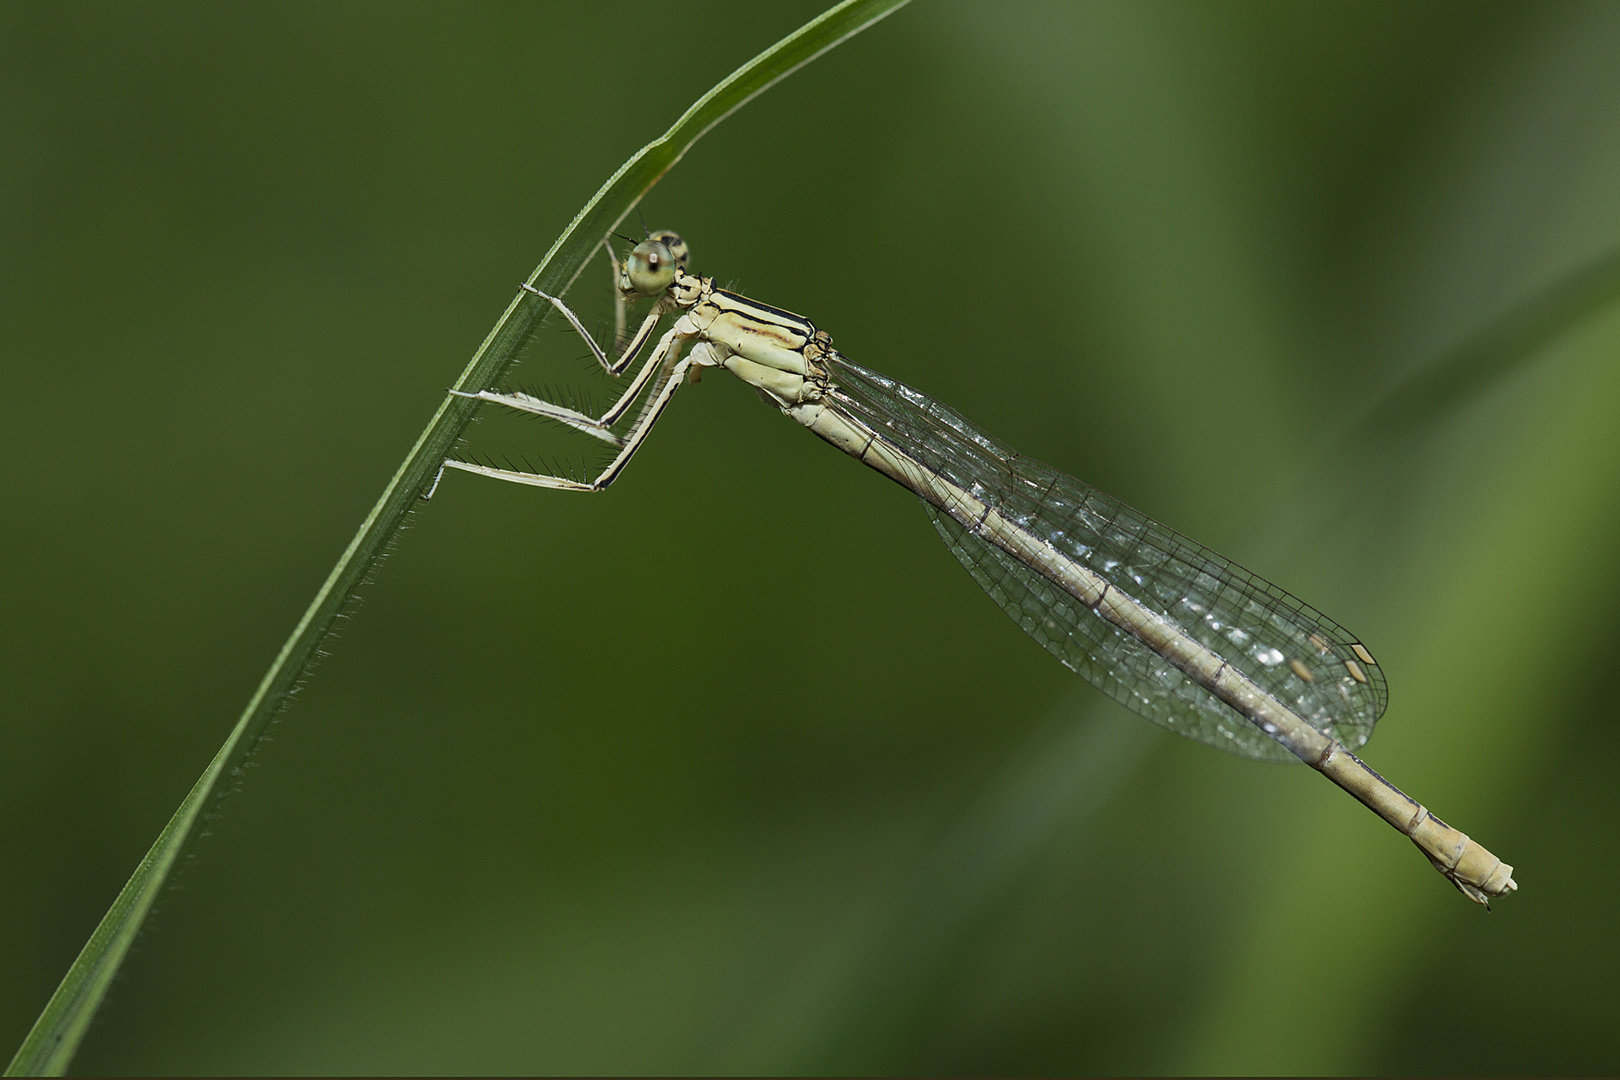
xmin=622 ymin=231 xmax=690 ymax=298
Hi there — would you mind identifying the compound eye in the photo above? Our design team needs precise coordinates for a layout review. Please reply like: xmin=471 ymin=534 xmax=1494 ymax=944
xmin=626 ymin=239 xmax=678 ymax=296
xmin=646 ymin=230 xmax=689 ymax=270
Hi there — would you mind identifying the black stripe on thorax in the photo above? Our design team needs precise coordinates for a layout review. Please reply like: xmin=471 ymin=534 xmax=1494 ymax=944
xmin=713 ymin=289 xmax=816 ymax=333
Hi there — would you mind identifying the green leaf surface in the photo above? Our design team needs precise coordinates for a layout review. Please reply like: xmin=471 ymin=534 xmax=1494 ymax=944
xmin=3 ymin=1 xmax=909 ymax=1073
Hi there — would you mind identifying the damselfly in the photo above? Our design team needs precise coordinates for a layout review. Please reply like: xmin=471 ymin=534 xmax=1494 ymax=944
xmin=444 ymin=230 xmax=1516 ymax=906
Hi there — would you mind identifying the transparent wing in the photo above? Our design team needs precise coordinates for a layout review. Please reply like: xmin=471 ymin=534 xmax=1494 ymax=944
xmin=826 ymin=356 xmax=1387 ymax=762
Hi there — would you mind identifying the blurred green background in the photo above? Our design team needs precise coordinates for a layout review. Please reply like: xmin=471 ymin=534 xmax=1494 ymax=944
xmin=4 ymin=1 xmax=1619 ymax=1073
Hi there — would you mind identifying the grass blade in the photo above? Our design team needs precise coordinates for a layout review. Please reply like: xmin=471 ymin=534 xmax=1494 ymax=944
xmin=4 ymin=1 xmax=910 ymax=1073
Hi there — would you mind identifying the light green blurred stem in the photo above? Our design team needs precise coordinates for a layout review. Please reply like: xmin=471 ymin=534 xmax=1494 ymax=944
xmin=4 ymin=2 xmax=910 ymax=1074
xmin=1355 ymin=243 xmax=1620 ymax=437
